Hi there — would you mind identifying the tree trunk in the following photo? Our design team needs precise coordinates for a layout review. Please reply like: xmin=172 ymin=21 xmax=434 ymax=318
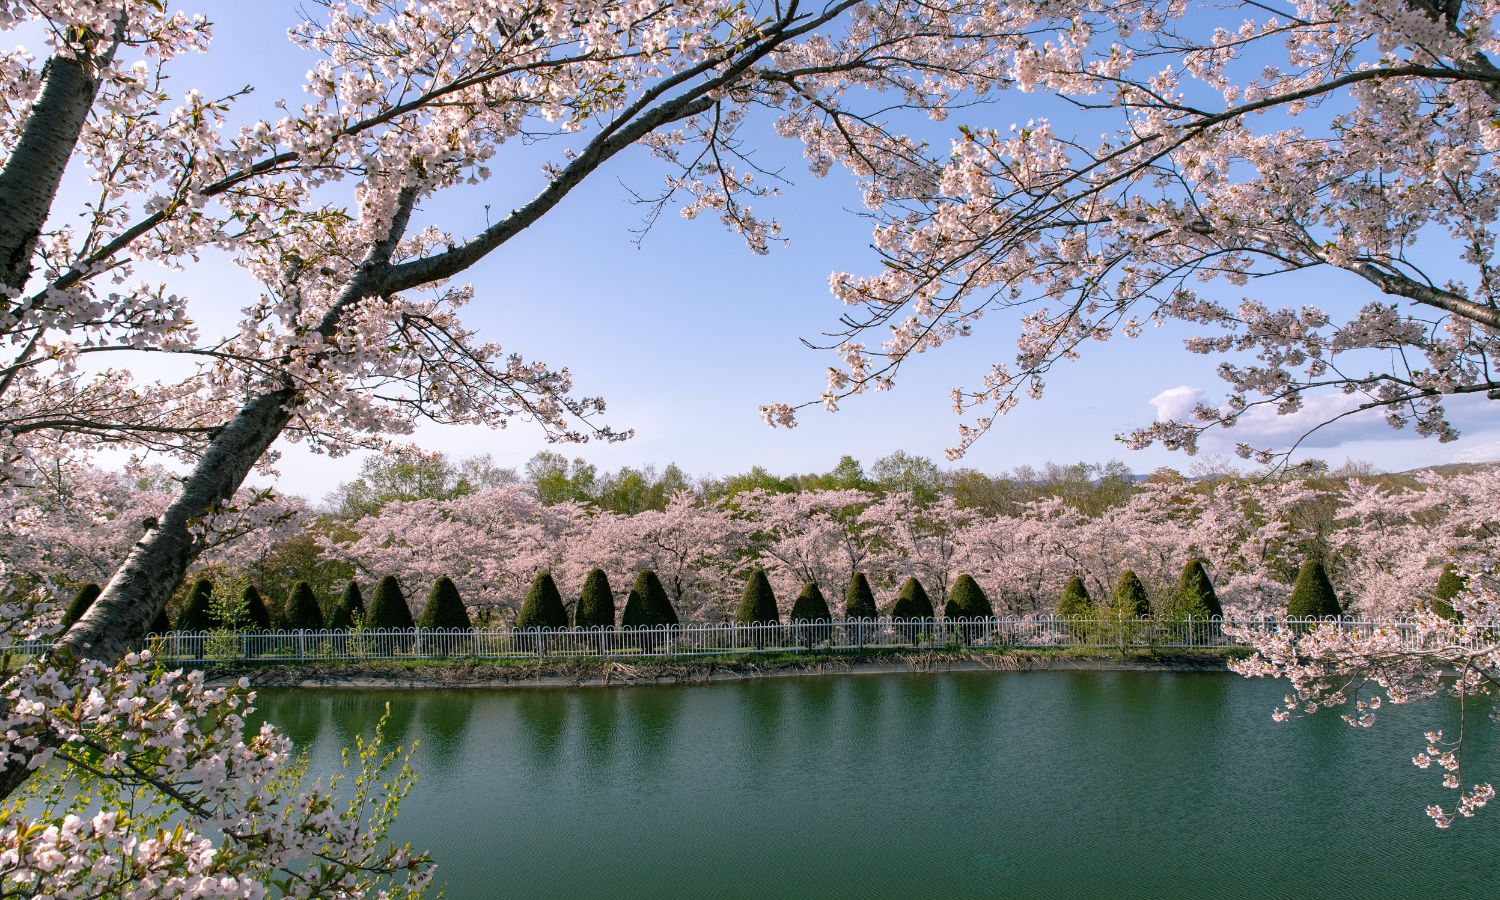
xmin=52 ymin=196 xmax=412 ymax=668
xmin=0 ymin=50 xmax=113 ymax=292
xmin=56 ymin=388 xmax=298 ymax=664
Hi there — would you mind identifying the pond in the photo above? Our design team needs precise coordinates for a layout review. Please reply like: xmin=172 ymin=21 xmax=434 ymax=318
xmin=257 ymin=671 xmax=1499 ymax=899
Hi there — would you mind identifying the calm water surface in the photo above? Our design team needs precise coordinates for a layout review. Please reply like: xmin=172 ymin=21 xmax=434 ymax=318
xmin=257 ymin=672 xmax=1498 ymax=899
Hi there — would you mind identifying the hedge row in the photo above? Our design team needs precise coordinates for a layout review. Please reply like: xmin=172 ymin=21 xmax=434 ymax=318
xmin=1050 ymin=557 xmax=1351 ymax=620
xmin=123 ymin=569 xmax=997 ymax=633
xmin=59 ymin=557 xmax=1460 ymax=637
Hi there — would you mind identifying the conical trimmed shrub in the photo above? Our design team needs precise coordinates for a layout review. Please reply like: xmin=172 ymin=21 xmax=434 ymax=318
xmin=1432 ymin=564 xmax=1464 ymax=621
xmin=944 ymin=574 xmax=992 ymax=619
xmin=330 ymin=580 xmax=365 ymax=629
xmin=175 ymin=578 xmax=218 ymax=631
xmin=1112 ymin=570 xmax=1150 ymax=617
xmin=790 ymin=582 xmax=832 ymax=622
xmin=736 ymin=569 xmax=780 ymax=625
xmin=621 ymin=570 xmax=677 ymax=627
xmin=575 ymin=568 xmax=615 ymax=628
xmin=845 ymin=572 xmax=877 ymax=619
xmin=791 ymin=581 xmax=831 ymax=647
xmin=283 ymin=581 xmax=325 ymax=630
xmin=619 ymin=586 xmax=645 ymax=627
xmin=1173 ymin=559 xmax=1223 ymax=618
xmin=1057 ymin=576 xmax=1093 ymax=618
xmin=1287 ymin=558 xmax=1341 ymax=618
xmin=418 ymin=575 xmax=472 ymax=630
xmin=516 ymin=573 xmax=568 ymax=629
xmin=241 ymin=585 xmax=273 ymax=630
xmin=367 ymin=575 xmax=415 ymax=629
xmin=60 ymin=583 xmax=100 ymax=631
xmin=890 ymin=577 xmax=934 ymax=620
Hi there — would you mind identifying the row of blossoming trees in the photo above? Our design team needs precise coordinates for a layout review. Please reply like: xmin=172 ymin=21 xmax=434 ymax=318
xmin=12 ymin=462 xmax=1496 ymax=627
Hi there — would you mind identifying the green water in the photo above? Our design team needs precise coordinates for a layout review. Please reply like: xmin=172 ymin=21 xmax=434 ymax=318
xmin=258 ymin=672 xmax=1498 ymax=899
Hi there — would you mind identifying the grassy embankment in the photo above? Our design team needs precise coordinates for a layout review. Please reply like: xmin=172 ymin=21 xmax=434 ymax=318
xmin=214 ymin=645 xmax=1253 ymax=689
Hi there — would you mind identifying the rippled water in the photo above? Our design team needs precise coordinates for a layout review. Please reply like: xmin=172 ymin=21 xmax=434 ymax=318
xmin=257 ymin=671 xmax=1498 ymax=899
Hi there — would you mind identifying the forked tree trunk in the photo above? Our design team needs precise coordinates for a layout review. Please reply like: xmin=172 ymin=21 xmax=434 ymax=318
xmin=54 ymin=198 xmax=412 ymax=668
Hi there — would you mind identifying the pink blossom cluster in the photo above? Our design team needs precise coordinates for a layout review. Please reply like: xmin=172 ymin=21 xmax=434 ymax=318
xmin=0 ymin=572 xmax=432 ymax=896
xmin=1230 ymin=569 xmax=1500 ymax=828
xmin=768 ymin=0 xmax=1500 ymax=464
xmin=0 ymin=462 xmax=310 ymax=603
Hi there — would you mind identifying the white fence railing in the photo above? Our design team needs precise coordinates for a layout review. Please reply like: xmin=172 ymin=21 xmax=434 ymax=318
xmin=3 ymin=616 xmax=1482 ymax=665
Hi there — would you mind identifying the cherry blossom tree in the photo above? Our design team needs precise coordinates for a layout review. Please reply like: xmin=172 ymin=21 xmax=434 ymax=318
xmin=0 ymin=461 xmax=308 ymax=597
xmin=956 ymin=507 xmax=1077 ymax=616
xmin=586 ymin=492 xmax=746 ymax=620
xmin=323 ymin=484 xmax=590 ymax=616
xmin=768 ymin=0 xmax=1500 ymax=468
xmin=0 ymin=0 xmax=1049 ymax=671
xmin=729 ymin=488 xmax=875 ymax=607
xmin=1330 ymin=468 xmax=1500 ymax=617
xmin=860 ymin=492 xmax=974 ymax=604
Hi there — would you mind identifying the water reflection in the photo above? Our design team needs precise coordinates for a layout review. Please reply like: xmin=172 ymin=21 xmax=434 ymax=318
xmin=314 ymin=691 xmax=417 ymax=749
xmin=415 ymin=693 xmax=470 ymax=766
xmin=253 ymin=673 xmax=1500 ymax=900
xmin=615 ymin=687 xmax=684 ymax=780
xmin=513 ymin=691 xmax=569 ymax=775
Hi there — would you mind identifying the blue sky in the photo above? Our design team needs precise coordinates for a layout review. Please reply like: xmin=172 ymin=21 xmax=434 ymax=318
xmin=50 ymin=3 xmax=1500 ymax=498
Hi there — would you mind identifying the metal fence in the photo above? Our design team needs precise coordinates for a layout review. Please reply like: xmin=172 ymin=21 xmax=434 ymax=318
xmin=1 ymin=616 xmax=1474 ymax=666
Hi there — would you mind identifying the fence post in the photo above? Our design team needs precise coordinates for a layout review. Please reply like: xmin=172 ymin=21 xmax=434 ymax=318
xmin=297 ymin=629 xmax=305 ymax=663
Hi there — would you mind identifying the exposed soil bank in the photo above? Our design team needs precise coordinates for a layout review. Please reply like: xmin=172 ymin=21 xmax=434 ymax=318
xmin=216 ymin=649 xmax=1246 ymax=690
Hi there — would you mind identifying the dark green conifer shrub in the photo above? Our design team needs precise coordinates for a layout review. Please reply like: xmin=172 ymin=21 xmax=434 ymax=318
xmin=283 ymin=581 xmax=325 ymax=630
xmin=418 ymin=575 xmax=472 ymax=630
xmin=890 ymin=576 xmax=933 ymax=646
xmin=736 ymin=569 xmax=781 ymax=625
xmin=790 ymin=581 xmax=832 ymax=648
xmin=943 ymin=573 xmax=992 ymax=644
xmin=60 ymin=583 xmax=100 ymax=631
xmin=175 ymin=578 xmax=218 ymax=631
xmin=1056 ymin=576 xmax=1093 ymax=618
xmin=368 ymin=575 xmax=415 ymax=629
xmin=621 ymin=570 xmax=676 ymax=652
xmin=789 ymin=581 xmax=832 ymax=622
xmin=1432 ymin=564 xmax=1465 ymax=621
xmin=330 ymin=580 xmax=365 ymax=630
xmin=575 ymin=568 xmax=615 ymax=628
xmin=641 ymin=570 xmax=679 ymax=626
xmin=515 ymin=572 xmax=568 ymax=629
xmin=622 ymin=570 xmax=678 ymax=627
xmin=845 ymin=572 xmax=877 ymax=619
xmin=1112 ymin=570 xmax=1150 ymax=617
xmin=890 ymin=577 xmax=934 ymax=619
xmin=943 ymin=574 xmax=993 ymax=619
xmin=1287 ymin=558 xmax=1342 ymax=619
xmin=619 ymin=586 xmax=645 ymax=627
xmin=1173 ymin=559 xmax=1223 ymax=618
xmin=241 ymin=585 xmax=274 ymax=630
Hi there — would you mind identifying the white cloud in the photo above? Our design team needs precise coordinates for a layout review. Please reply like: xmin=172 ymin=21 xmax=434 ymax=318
xmin=1149 ymin=385 xmax=1204 ymax=422
xmin=1225 ymin=392 xmax=1375 ymax=447
xmin=1451 ymin=437 xmax=1500 ymax=464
